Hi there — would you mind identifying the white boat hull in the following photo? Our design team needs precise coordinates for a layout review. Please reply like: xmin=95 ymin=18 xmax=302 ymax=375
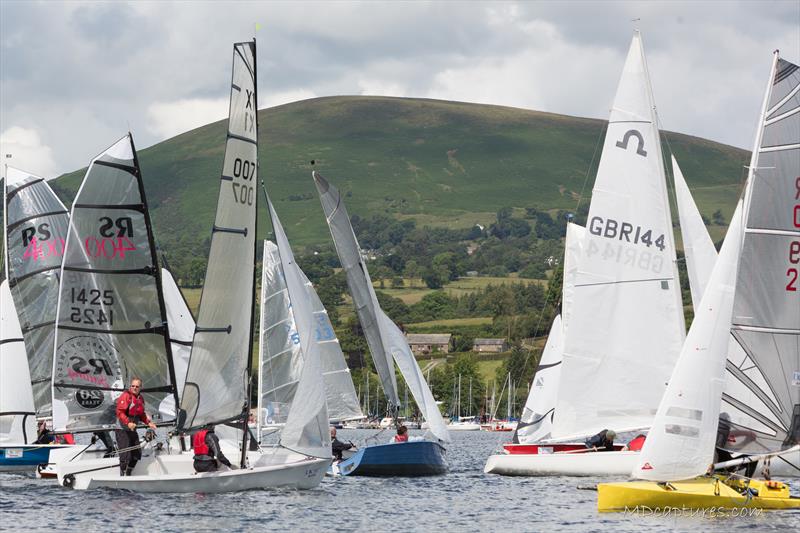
xmin=447 ymin=423 xmax=481 ymax=432
xmin=484 ymin=450 xmax=640 ymax=476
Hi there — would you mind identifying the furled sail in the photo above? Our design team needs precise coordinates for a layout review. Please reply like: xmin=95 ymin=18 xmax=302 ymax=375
xmin=634 ymin=201 xmax=744 ymax=481
xmin=672 ymin=156 xmax=718 ymax=310
xmin=0 ymin=280 xmax=37 ymax=444
xmin=179 ymin=41 xmax=258 ymax=430
xmin=258 ymin=239 xmax=362 ymax=431
xmin=552 ymin=32 xmax=685 ymax=439
xmin=158 ymin=268 xmax=195 ymax=419
xmin=266 ymin=200 xmax=330 ymax=459
xmin=52 ymin=134 xmax=178 ymax=432
xmin=721 ymin=55 xmax=800 ymax=456
xmin=3 ymin=167 xmax=69 ymax=417
xmin=312 ymin=171 xmax=399 ymax=408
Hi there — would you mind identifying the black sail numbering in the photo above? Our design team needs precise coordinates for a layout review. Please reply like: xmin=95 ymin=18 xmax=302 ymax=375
xmin=51 ymin=134 xmax=178 ymax=433
xmin=179 ymin=40 xmax=258 ymax=431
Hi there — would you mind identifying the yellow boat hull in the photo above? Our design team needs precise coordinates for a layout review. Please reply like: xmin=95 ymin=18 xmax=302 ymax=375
xmin=598 ymin=476 xmax=800 ymax=512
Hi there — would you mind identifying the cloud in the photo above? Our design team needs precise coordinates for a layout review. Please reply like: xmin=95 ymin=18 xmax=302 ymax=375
xmin=145 ymin=98 xmax=229 ymax=139
xmin=0 ymin=126 xmax=58 ymax=179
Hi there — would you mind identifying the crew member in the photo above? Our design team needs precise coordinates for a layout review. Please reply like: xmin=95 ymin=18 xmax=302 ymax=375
xmin=115 ymin=377 xmax=157 ymax=476
xmin=585 ymin=429 xmax=616 ymax=451
xmin=392 ymin=425 xmax=409 ymax=443
xmin=192 ymin=425 xmax=232 ymax=473
xmin=330 ymin=427 xmax=353 ymax=461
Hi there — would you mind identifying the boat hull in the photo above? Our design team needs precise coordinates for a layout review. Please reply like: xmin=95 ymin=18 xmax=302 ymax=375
xmin=334 ymin=441 xmax=447 ymax=476
xmin=0 ymin=444 xmax=72 ymax=472
xmin=598 ymin=477 xmax=800 ymax=511
xmin=484 ymin=449 xmax=639 ymax=476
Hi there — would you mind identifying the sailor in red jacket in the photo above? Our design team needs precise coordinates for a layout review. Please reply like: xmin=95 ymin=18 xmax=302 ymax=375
xmin=115 ymin=377 xmax=157 ymax=476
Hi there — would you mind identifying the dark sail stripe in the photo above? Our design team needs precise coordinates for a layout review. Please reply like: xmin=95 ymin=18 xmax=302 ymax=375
xmin=774 ymin=62 xmax=799 ymax=84
xmin=0 ymin=337 xmax=25 ymax=346
xmin=575 ymin=276 xmax=672 ymax=288
xmin=7 ymin=209 xmax=69 ymax=231
xmin=227 ymin=132 xmax=257 ymax=146
xmin=6 ymin=178 xmax=44 ymax=201
xmin=212 ymin=225 xmax=247 ymax=237
xmin=536 ymin=361 xmax=562 ymax=372
xmin=63 ymin=266 xmax=155 ymax=276
xmin=8 ymin=265 xmax=60 ymax=288
xmin=93 ymin=159 xmax=138 ymax=175
xmin=73 ymin=203 xmax=145 ymax=212
xmin=58 ymin=325 xmax=167 ymax=335
xmin=54 ymin=383 xmax=174 ymax=393
xmin=21 ymin=320 xmax=55 ymax=334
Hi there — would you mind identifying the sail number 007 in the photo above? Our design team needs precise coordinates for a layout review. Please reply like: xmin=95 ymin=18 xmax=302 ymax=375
xmin=231 ymin=157 xmax=255 ymax=205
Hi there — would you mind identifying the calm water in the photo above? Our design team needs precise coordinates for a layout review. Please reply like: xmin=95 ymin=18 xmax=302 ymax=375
xmin=1 ymin=430 xmax=798 ymax=532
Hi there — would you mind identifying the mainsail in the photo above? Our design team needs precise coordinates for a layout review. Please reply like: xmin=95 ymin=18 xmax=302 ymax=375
xmin=552 ymin=32 xmax=685 ymax=439
xmin=258 ymin=239 xmax=362 ymax=429
xmin=1 ymin=280 xmax=37 ymax=444
xmin=52 ymin=134 xmax=178 ymax=432
xmin=158 ymin=268 xmax=195 ymax=419
xmin=179 ymin=40 xmax=258 ymax=430
xmin=266 ymin=199 xmax=330 ymax=459
xmin=313 ymin=171 xmax=449 ymax=442
xmin=722 ymin=55 xmax=800 ymax=455
xmin=312 ymin=171 xmax=399 ymax=408
xmin=3 ymin=167 xmax=69 ymax=417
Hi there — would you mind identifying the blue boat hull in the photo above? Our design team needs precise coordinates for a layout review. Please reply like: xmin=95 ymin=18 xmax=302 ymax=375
xmin=0 ymin=445 xmax=65 ymax=472
xmin=336 ymin=440 xmax=447 ymax=477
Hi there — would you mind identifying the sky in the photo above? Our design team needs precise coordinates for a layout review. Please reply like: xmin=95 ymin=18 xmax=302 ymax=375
xmin=1 ymin=0 xmax=798 ymax=179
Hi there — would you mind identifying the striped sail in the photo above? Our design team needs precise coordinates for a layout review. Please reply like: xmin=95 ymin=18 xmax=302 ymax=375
xmin=3 ymin=167 xmax=69 ymax=417
xmin=179 ymin=41 xmax=258 ymax=430
xmin=51 ymin=134 xmax=178 ymax=432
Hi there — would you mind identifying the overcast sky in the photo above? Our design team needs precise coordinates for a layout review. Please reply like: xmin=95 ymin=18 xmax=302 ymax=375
xmin=1 ymin=0 xmax=798 ymax=178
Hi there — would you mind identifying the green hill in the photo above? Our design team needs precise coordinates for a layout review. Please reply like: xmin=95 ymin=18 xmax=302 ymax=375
xmin=41 ymin=96 xmax=748 ymax=274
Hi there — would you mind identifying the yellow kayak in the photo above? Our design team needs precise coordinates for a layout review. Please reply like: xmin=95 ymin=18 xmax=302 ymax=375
xmin=598 ymin=476 xmax=800 ymax=512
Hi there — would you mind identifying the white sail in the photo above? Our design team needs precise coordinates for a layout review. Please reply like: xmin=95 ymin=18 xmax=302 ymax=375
xmin=0 ymin=280 xmax=37 ymax=444
xmin=267 ymin=200 xmax=330 ymax=459
xmin=158 ymin=268 xmax=195 ymax=419
xmin=721 ymin=54 xmax=800 ymax=456
xmin=552 ymin=32 xmax=685 ymax=439
xmin=561 ymin=222 xmax=585 ymax=334
xmin=672 ymin=156 xmax=718 ymax=310
xmin=3 ymin=166 xmax=70 ymax=417
xmin=52 ymin=134 xmax=178 ymax=432
xmin=258 ymin=240 xmax=362 ymax=431
xmin=180 ymin=41 xmax=258 ymax=430
xmin=312 ymin=171 xmax=399 ymax=408
xmin=635 ymin=201 xmax=744 ymax=481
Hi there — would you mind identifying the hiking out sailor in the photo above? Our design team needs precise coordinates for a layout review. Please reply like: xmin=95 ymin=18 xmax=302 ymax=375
xmin=115 ymin=377 xmax=157 ymax=476
xmin=330 ymin=427 xmax=353 ymax=461
xmin=585 ymin=429 xmax=616 ymax=451
xmin=192 ymin=425 xmax=232 ymax=473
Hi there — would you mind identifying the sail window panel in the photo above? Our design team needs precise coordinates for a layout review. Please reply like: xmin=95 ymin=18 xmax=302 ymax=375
xmin=733 ymin=235 xmax=800 ymax=331
xmin=6 ymin=213 xmax=67 ymax=279
xmin=724 ymin=368 xmax=784 ymax=429
xmin=63 ymin=210 xmax=153 ymax=271
xmin=664 ymin=424 xmax=700 ymax=437
xmin=74 ymin=165 xmax=141 ymax=206
xmin=12 ymin=275 xmax=59 ymax=330
xmin=760 ymin=110 xmax=799 ymax=149
xmin=726 ymin=339 xmax=783 ymax=409
xmin=7 ymin=180 xmax=66 ymax=224
xmin=769 ymin=59 xmax=800 ymax=109
xmin=745 ymin=149 xmax=800 ymax=232
xmin=665 ymin=406 xmax=703 ymax=421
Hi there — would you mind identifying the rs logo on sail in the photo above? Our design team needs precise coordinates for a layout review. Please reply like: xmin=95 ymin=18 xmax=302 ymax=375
xmin=83 ymin=216 xmax=137 ymax=259
xmin=20 ymin=223 xmax=65 ymax=262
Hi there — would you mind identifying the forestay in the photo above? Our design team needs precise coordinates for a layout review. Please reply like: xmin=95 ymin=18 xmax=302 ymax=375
xmin=179 ymin=41 xmax=258 ymax=430
xmin=267 ymin=200 xmax=330 ymax=459
xmin=0 ymin=281 xmax=36 ymax=444
xmin=52 ymin=135 xmax=178 ymax=432
xmin=312 ymin=171 xmax=400 ymax=408
xmin=721 ymin=55 xmax=800 ymax=455
xmin=258 ymin=240 xmax=362 ymax=430
xmin=635 ymin=201 xmax=744 ymax=481
xmin=158 ymin=268 xmax=195 ymax=419
xmin=4 ymin=167 xmax=69 ymax=417
xmin=553 ymin=32 xmax=685 ymax=439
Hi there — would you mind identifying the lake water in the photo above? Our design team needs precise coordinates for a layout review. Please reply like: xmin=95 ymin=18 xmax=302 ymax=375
xmin=2 ymin=429 xmax=798 ymax=532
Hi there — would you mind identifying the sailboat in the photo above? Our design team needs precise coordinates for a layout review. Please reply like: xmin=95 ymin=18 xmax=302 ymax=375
xmin=485 ymin=31 xmax=685 ymax=476
xmin=598 ymin=51 xmax=800 ymax=512
xmin=55 ymin=40 xmax=330 ymax=492
xmin=257 ymin=236 xmax=363 ymax=435
xmin=1 ymin=166 xmax=73 ymax=471
xmin=448 ymin=375 xmax=480 ymax=431
xmin=313 ymin=170 xmax=451 ymax=476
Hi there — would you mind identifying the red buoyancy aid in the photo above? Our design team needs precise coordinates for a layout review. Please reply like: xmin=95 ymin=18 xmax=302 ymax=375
xmin=193 ymin=430 xmax=209 ymax=456
xmin=627 ymin=434 xmax=646 ymax=451
xmin=117 ymin=390 xmax=147 ymax=427
xmin=394 ymin=433 xmax=408 ymax=443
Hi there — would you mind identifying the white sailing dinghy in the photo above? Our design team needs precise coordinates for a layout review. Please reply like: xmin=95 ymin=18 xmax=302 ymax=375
xmin=258 ymin=238 xmax=364 ymax=436
xmin=673 ymin=154 xmax=800 ymax=478
xmin=56 ymin=41 xmax=330 ymax=492
xmin=1 ymin=166 xmax=73 ymax=470
xmin=486 ymin=31 xmax=685 ymax=476
xmin=313 ymin=170 xmax=451 ymax=476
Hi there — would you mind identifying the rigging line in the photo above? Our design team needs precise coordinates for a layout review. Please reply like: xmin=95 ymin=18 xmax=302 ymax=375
xmin=573 ymin=120 xmax=608 ymax=215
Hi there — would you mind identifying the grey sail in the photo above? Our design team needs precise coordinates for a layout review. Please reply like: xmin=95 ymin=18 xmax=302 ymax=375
xmin=721 ymin=55 xmax=800 ymax=454
xmin=258 ymin=240 xmax=363 ymax=429
xmin=157 ymin=268 xmax=195 ymax=419
xmin=179 ymin=41 xmax=258 ymax=430
xmin=51 ymin=134 xmax=178 ymax=432
xmin=3 ymin=167 xmax=70 ymax=417
xmin=312 ymin=171 xmax=399 ymax=408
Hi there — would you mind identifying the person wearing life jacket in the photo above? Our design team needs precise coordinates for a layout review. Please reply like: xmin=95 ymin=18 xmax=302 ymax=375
xmin=392 ymin=425 xmax=409 ymax=443
xmin=623 ymin=434 xmax=646 ymax=452
xmin=192 ymin=425 xmax=232 ymax=473
xmin=115 ymin=377 xmax=157 ymax=476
